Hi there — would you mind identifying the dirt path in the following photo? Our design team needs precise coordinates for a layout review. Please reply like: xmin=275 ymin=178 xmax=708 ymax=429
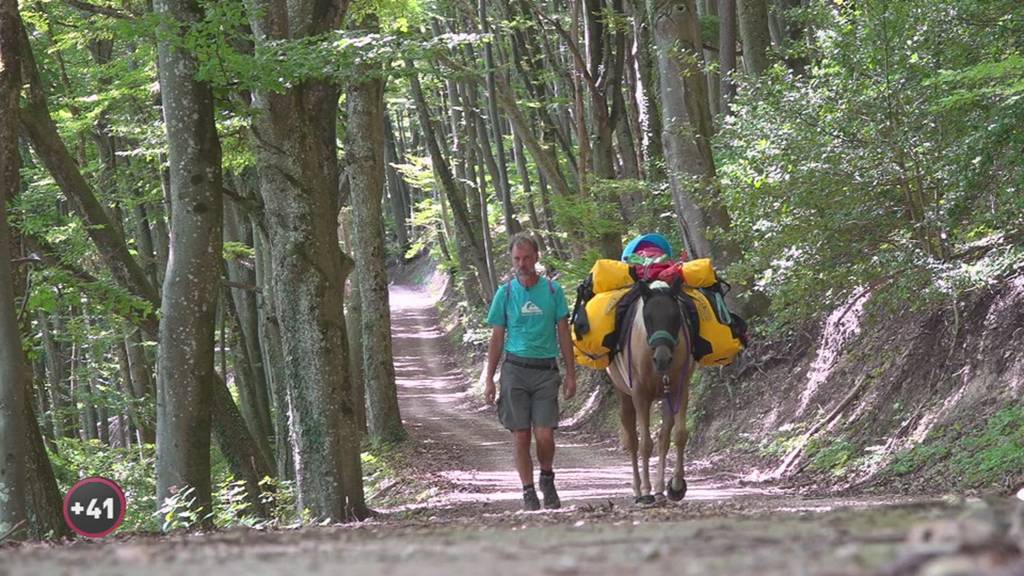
xmin=385 ymin=279 xmax=757 ymax=515
xmin=1 ymin=273 xmax=1000 ymax=576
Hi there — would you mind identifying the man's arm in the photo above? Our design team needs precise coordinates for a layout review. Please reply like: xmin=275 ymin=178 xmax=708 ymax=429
xmin=484 ymin=326 xmax=505 ymax=404
xmin=556 ymin=318 xmax=577 ymax=400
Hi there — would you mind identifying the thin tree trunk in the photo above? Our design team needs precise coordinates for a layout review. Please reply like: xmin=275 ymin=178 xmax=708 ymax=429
xmin=124 ymin=329 xmax=155 ymax=443
xmin=346 ymin=47 xmax=405 ymax=444
xmin=210 ymin=372 xmax=271 ymax=517
xmin=492 ymin=75 xmax=574 ymax=198
xmin=0 ymin=0 xmax=28 ymax=536
xmin=737 ymin=0 xmax=770 ymax=76
xmin=253 ymin=227 xmax=293 ymax=481
xmin=17 ymin=21 xmax=160 ymax=336
xmin=701 ymin=0 xmax=722 ymax=117
xmin=719 ymin=0 xmax=737 ymax=108
xmin=407 ymin=61 xmax=493 ymax=297
xmin=40 ymin=311 xmax=73 ymax=439
xmin=224 ymin=195 xmax=274 ymax=462
xmin=630 ymin=0 xmax=664 ymax=177
xmin=338 ymin=208 xmax=367 ymax=435
xmin=479 ymin=0 xmax=515 ymax=236
xmin=383 ymin=116 xmax=409 ymax=257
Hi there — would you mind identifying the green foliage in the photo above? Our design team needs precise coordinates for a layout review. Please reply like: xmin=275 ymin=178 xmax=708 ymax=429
xmin=807 ymin=438 xmax=856 ymax=476
xmin=48 ymin=438 xmax=158 ymax=532
xmin=157 ymin=485 xmax=211 ymax=532
xmin=715 ymin=0 xmax=1024 ymax=328
xmin=223 ymin=241 xmax=255 ymax=261
xmin=549 ymin=178 xmax=624 ymax=243
xmin=886 ymin=407 xmax=1024 ymax=487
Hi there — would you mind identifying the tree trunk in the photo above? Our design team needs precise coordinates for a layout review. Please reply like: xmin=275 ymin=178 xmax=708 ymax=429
xmin=718 ymin=0 xmax=738 ymax=108
xmin=406 ymin=61 xmax=493 ymax=297
xmin=629 ymin=0 xmax=665 ymax=178
xmin=492 ymin=74 xmax=574 ymax=198
xmin=210 ymin=372 xmax=271 ymax=517
xmin=651 ymin=0 xmax=742 ymax=270
xmin=244 ymin=0 xmax=366 ymax=521
xmin=124 ymin=329 xmax=155 ymax=443
xmin=154 ymin=0 xmax=225 ymax=524
xmin=253 ymin=226 xmax=294 ymax=482
xmin=17 ymin=21 xmax=160 ymax=337
xmin=479 ymin=0 xmax=516 ymax=236
xmin=338 ymin=208 xmax=367 ymax=435
xmin=224 ymin=195 xmax=274 ymax=463
xmin=701 ymin=0 xmax=722 ymax=117
xmin=776 ymin=0 xmax=806 ymax=75
xmin=39 ymin=311 xmax=74 ymax=439
xmin=0 ymin=0 xmax=29 ymax=537
xmin=114 ymin=339 xmax=147 ymax=446
xmin=345 ymin=53 xmax=405 ymax=444
xmin=737 ymin=0 xmax=770 ymax=76
xmin=383 ymin=117 xmax=409 ymax=257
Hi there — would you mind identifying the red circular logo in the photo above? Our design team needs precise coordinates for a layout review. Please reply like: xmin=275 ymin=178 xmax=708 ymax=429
xmin=62 ymin=477 xmax=128 ymax=538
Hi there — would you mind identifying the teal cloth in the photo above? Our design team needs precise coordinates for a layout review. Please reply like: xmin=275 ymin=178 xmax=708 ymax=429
xmin=486 ymin=277 xmax=569 ymax=359
xmin=621 ymin=233 xmax=674 ymax=260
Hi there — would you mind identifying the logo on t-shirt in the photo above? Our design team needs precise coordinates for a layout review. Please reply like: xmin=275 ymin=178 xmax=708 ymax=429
xmin=520 ymin=301 xmax=543 ymax=316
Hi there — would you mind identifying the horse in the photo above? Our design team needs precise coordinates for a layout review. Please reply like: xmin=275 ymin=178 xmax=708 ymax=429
xmin=606 ymin=279 xmax=695 ymax=505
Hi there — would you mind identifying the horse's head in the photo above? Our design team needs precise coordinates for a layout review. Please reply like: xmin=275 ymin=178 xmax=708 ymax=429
xmin=640 ymin=279 xmax=685 ymax=375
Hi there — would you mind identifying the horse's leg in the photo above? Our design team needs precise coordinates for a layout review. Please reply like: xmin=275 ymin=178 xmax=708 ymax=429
xmin=655 ymin=402 xmax=674 ymax=498
xmin=616 ymin=389 xmax=641 ymax=499
xmin=636 ymin=395 xmax=656 ymax=505
xmin=667 ymin=379 xmax=691 ymax=502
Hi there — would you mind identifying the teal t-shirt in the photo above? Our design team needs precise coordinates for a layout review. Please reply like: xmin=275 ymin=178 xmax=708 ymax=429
xmin=486 ymin=277 xmax=569 ymax=359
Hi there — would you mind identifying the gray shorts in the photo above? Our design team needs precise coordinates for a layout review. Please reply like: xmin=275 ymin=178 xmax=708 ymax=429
xmin=498 ymin=355 xmax=561 ymax=431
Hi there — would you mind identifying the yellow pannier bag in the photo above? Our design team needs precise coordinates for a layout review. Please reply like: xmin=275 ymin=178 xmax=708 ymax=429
xmin=681 ymin=258 xmax=717 ymax=288
xmin=572 ymin=287 xmax=632 ymax=369
xmin=683 ymin=287 xmax=743 ymax=366
xmin=590 ymin=259 xmax=636 ymax=293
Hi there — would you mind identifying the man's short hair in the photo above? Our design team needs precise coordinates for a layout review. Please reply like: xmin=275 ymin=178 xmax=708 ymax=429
xmin=509 ymin=233 xmax=539 ymax=254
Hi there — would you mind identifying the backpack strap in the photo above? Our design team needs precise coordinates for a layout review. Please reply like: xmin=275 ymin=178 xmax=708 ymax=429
xmin=504 ymin=277 xmax=557 ymax=325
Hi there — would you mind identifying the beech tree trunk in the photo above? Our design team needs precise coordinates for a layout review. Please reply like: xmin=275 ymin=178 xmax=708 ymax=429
xmin=245 ymin=0 xmax=366 ymax=521
xmin=345 ymin=43 xmax=405 ymax=444
xmin=154 ymin=0 xmax=225 ymax=523
xmin=737 ymin=0 xmax=770 ymax=76
xmin=719 ymin=0 xmax=738 ymax=107
xmin=651 ymin=0 xmax=742 ymax=270
xmin=0 ymin=0 xmax=29 ymax=538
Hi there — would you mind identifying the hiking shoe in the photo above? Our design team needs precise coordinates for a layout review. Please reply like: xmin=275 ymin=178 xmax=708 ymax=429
xmin=539 ymin=473 xmax=561 ymax=509
xmin=523 ymin=487 xmax=541 ymax=511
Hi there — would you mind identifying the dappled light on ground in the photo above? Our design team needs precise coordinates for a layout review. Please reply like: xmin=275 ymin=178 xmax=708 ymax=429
xmin=382 ymin=277 xmax=767 ymax=519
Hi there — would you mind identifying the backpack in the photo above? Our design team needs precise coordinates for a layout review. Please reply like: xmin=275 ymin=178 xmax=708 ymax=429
xmin=570 ymin=260 xmax=640 ymax=369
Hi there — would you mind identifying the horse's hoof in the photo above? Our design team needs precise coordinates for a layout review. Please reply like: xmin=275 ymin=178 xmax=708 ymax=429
xmin=667 ymin=479 xmax=687 ymax=502
xmin=635 ymin=495 xmax=657 ymax=507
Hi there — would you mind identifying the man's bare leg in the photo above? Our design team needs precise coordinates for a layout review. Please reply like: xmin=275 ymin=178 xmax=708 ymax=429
xmin=534 ymin=427 xmax=555 ymax=472
xmin=513 ymin=429 xmax=533 ymax=486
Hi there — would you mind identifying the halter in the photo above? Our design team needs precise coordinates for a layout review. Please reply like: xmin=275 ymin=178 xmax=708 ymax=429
xmin=647 ymin=329 xmax=678 ymax=349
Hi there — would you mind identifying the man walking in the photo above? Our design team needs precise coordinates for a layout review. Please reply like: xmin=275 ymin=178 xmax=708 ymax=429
xmin=484 ymin=233 xmax=577 ymax=510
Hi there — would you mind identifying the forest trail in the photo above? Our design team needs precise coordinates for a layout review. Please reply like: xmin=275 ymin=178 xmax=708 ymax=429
xmin=1 ymin=273 xmax=987 ymax=576
xmin=386 ymin=276 xmax=756 ymax=514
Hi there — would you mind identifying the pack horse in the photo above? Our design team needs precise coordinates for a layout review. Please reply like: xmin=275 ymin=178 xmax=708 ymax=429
xmin=606 ymin=279 xmax=695 ymax=505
